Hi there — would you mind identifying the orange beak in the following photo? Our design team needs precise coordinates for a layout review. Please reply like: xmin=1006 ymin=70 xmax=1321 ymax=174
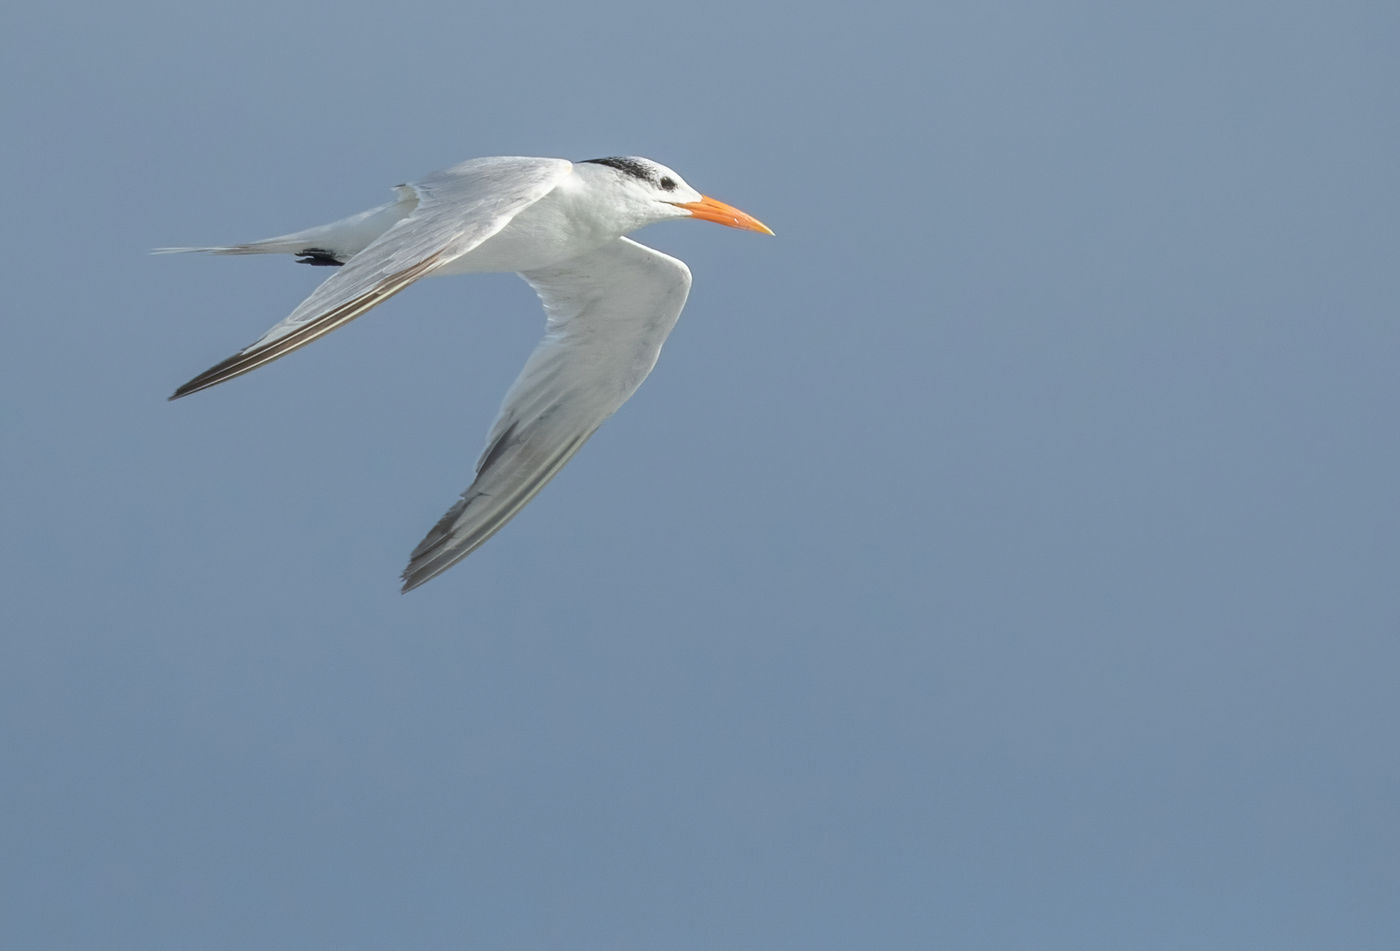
xmin=673 ymin=195 xmax=774 ymax=235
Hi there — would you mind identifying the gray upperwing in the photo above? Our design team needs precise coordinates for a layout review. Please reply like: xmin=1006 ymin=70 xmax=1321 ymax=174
xmin=400 ymin=237 xmax=693 ymax=591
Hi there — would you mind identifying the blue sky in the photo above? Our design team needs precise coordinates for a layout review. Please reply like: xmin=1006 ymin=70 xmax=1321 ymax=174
xmin=4 ymin=1 xmax=1398 ymax=948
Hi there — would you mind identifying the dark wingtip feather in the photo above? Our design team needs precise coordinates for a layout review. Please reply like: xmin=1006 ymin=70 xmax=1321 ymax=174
xmin=168 ymin=351 xmax=246 ymax=400
xmin=399 ymin=497 xmax=471 ymax=592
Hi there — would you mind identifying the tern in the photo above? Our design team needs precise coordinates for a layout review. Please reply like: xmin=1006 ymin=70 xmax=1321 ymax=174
xmin=160 ymin=155 xmax=772 ymax=591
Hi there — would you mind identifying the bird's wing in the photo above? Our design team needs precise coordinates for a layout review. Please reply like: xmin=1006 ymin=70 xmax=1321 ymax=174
xmin=170 ymin=157 xmax=573 ymax=399
xmin=400 ymin=237 xmax=692 ymax=591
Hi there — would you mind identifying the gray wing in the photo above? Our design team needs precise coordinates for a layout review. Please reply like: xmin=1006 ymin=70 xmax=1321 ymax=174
xmin=400 ymin=237 xmax=693 ymax=591
xmin=170 ymin=157 xmax=573 ymax=399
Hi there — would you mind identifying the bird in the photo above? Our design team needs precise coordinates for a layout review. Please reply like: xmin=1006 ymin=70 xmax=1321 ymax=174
xmin=159 ymin=155 xmax=772 ymax=591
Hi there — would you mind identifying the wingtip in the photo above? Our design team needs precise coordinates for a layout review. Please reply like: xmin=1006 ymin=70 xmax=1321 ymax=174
xmin=399 ymin=552 xmax=453 ymax=593
xmin=169 ymin=374 xmax=205 ymax=400
xmin=168 ymin=375 xmax=208 ymax=401
xmin=399 ymin=557 xmax=444 ymax=593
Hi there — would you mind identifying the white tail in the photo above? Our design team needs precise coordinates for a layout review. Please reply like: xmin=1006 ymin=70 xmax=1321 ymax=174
xmin=153 ymin=184 xmax=419 ymax=262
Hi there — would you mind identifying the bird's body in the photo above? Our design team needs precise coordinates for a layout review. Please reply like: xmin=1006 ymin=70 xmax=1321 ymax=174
xmin=160 ymin=155 xmax=771 ymax=591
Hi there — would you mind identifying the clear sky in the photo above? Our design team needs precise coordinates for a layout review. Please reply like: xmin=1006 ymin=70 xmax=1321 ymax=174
xmin=4 ymin=1 xmax=1398 ymax=948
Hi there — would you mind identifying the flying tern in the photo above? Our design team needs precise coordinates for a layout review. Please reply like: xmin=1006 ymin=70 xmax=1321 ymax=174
xmin=160 ymin=155 xmax=772 ymax=591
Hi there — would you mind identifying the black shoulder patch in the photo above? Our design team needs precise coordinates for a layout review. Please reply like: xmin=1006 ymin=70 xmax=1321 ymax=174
xmin=295 ymin=248 xmax=345 ymax=267
xmin=581 ymin=157 xmax=653 ymax=182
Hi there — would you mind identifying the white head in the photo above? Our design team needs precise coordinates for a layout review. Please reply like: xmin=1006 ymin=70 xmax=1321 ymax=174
xmin=578 ymin=156 xmax=773 ymax=235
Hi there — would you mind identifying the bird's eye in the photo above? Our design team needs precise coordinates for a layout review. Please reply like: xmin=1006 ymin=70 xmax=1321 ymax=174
xmin=658 ymin=176 xmax=676 ymax=191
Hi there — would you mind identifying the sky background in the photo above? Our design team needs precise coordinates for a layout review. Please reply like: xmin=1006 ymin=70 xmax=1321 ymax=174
xmin=3 ymin=1 xmax=1398 ymax=948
